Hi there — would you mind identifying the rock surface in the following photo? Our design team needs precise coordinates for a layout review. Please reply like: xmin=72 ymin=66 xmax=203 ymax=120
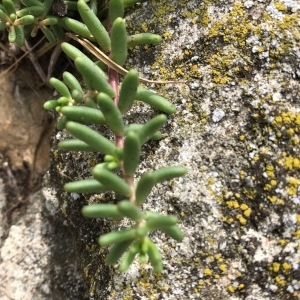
xmin=0 ymin=0 xmax=300 ymax=299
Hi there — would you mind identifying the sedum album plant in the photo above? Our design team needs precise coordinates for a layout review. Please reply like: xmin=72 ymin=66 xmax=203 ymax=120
xmin=2 ymin=0 xmax=186 ymax=272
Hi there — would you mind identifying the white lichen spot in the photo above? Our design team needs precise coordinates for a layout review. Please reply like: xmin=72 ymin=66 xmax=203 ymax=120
xmin=212 ymin=108 xmax=225 ymax=122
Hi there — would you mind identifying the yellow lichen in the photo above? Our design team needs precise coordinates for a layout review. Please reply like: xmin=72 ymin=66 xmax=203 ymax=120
xmin=272 ymin=262 xmax=280 ymax=272
xmin=203 ymin=268 xmax=213 ymax=276
xmin=282 ymin=262 xmax=291 ymax=271
xmin=275 ymin=276 xmax=286 ymax=286
xmin=219 ymin=264 xmax=227 ymax=272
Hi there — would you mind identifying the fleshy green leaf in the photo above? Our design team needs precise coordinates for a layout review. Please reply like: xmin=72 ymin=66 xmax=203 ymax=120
xmin=96 ymin=93 xmax=124 ymax=135
xmin=135 ymin=172 xmax=156 ymax=205
xmin=146 ymin=238 xmax=162 ymax=272
xmin=93 ymin=165 xmax=132 ymax=196
xmin=127 ymin=33 xmax=162 ymax=47
xmin=119 ymin=240 xmax=141 ymax=271
xmin=50 ymin=77 xmax=71 ymax=98
xmin=110 ymin=17 xmax=127 ymax=66
xmin=160 ymin=225 xmax=184 ymax=242
xmin=77 ymin=0 xmax=111 ymax=51
xmin=136 ymin=88 xmax=176 ymax=114
xmin=123 ymin=131 xmax=140 ymax=176
xmin=66 ymin=121 xmax=117 ymax=155
xmin=62 ymin=17 xmax=95 ymax=41
xmin=75 ymin=57 xmax=115 ymax=97
xmin=151 ymin=166 xmax=187 ymax=183
xmin=61 ymin=106 xmax=105 ymax=125
xmin=64 ymin=179 xmax=106 ymax=193
xmin=16 ymin=6 xmax=45 ymax=18
xmin=135 ymin=114 xmax=167 ymax=145
xmin=118 ymin=200 xmax=143 ymax=221
xmin=99 ymin=228 xmax=137 ymax=246
xmin=82 ymin=204 xmax=122 ymax=218
xmin=146 ymin=215 xmax=178 ymax=230
xmin=105 ymin=239 xmax=133 ymax=265
xmin=58 ymin=139 xmax=98 ymax=152
xmin=118 ymin=69 xmax=139 ymax=114
xmin=109 ymin=0 xmax=124 ymax=24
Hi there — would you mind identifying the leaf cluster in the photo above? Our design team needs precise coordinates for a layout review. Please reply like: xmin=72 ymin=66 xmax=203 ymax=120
xmin=7 ymin=0 xmax=186 ymax=272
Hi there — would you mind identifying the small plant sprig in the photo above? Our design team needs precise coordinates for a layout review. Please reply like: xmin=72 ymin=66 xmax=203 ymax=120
xmin=6 ymin=0 xmax=186 ymax=272
xmin=0 ymin=0 xmax=64 ymax=46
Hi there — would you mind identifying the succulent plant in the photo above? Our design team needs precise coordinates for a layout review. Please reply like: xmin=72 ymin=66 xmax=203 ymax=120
xmin=3 ymin=0 xmax=186 ymax=272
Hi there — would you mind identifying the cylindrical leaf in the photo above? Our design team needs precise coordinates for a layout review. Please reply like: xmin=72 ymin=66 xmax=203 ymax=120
xmin=96 ymin=93 xmax=124 ymax=135
xmin=75 ymin=57 xmax=115 ymax=97
xmin=51 ymin=23 xmax=65 ymax=40
xmin=66 ymin=121 xmax=117 ymax=155
xmin=136 ymin=88 xmax=176 ymax=114
xmin=99 ymin=228 xmax=137 ymax=246
xmin=135 ymin=226 xmax=148 ymax=238
xmin=64 ymin=0 xmax=77 ymax=10
xmin=127 ymin=33 xmax=162 ymax=47
xmin=61 ymin=42 xmax=89 ymax=60
xmin=124 ymin=124 xmax=161 ymax=141
xmin=82 ymin=204 xmax=122 ymax=218
xmin=118 ymin=69 xmax=139 ymax=114
xmin=21 ymin=0 xmax=43 ymax=6
xmin=146 ymin=215 xmax=178 ymax=230
xmin=119 ymin=241 xmax=141 ymax=271
xmin=135 ymin=172 xmax=156 ymax=205
xmin=3 ymin=0 xmax=15 ymax=15
xmin=0 ymin=10 xmax=9 ymax=23
xmin=123 ymin=131 xmax=140 ymax=175
xmin=62 ymin=17 xmax=95 ymax=41
xmin=160 ymin=225 xmax=184 ymax=242
xmin=61 ymin=42 xmax=107 ymax=84
xmin=77 ymin=0 xmax=111 ymax=51
xmin=0 ymin=21 xmax=7 ymax=30
xmin=14 ymin=15 xmax=35 ymax=26
xmin=14 ymin=25 xmax=25 ymax=47
xmin=136 ymin=114 xmax=167 ymax=145
xmin=61 ymin=106 xmax=105 ymax=124
xmin=57 ymin=96 xmax=70 ymax=105
xmin=16 ymin=6 xmax=44 ymax=17
xmin=41 ymin=26 xmax=57 ymax=44
xmin=9 ymin=13 xmax=16 ymax=22
xmin=8 ymin=26 xmax=16 ymax=43
xmin=63 ymin=71 xmax=83 ymax=93
xmin=105 ymin=239 xmax=133 ymax=265
xmin=118 ymin=200 xmax=143 ymax=221
xmin=50 ymin=77 xmax=71 ymax=98
xmin=93 ymin=165 xmax=131 ymax=197
xmin=71 ymin=90 xmax=83 ymax=103
xmin=109 ymin=0 xmax=124 ymax=24
xmin=64 ymin=179 xmax=106 ymax=193
xmin=42 ymin=0 xmax=55 ymax=14
xmin=41 ymin=17 xmax=58 ymax=26
xmin=146 ymin=239 xmax=162 ymax=272
xmin=58 ymin=139 xmax=98 ymax=152
xmin=85 ymin=97 xmax=98 ymax=109
xmin=111 ymin=17 xmax=127 ymax=66
xmin=56 ymin=116 xmax=68 ymax=130
xmin=43 ymin=99 xmax=59 ymax=110
xmin=152 ymin=166 xmax=187 ymax=184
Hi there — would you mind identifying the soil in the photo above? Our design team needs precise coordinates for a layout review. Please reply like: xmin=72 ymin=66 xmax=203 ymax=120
xmin=0 ymin=47 xmax=54 ymax=242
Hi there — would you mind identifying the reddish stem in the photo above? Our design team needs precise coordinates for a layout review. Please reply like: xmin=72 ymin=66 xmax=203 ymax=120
xmin=107 ymin=22 xmax=136 ymax=203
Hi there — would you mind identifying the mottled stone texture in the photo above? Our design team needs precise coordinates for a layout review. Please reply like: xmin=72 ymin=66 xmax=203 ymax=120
xmin=1 ymin=0 xmax=300 ymax=299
